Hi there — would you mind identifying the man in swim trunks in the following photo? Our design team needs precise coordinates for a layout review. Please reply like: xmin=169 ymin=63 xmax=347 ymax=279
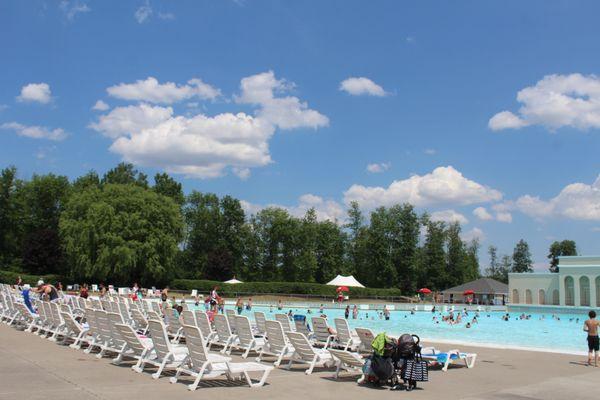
xmin=584 ymin=310 xmax=599 ymax=366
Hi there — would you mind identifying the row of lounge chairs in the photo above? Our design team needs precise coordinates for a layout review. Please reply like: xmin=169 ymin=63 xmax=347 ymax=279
xmin=0 ymin=284 xmax=477 ymax=391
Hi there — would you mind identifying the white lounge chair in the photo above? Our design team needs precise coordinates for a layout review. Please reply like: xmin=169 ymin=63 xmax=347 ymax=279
xmin=210 ymin=314 xmax=238 ymax=354
xmin=164 ymin=308 xmax=183 ymax=343
xmin=113 ymin=323 xmax=154 ymax=371
xmin=60 ymin=310 xmax=90 ymax=349
xmin=170 ymin=324 xmax=272 ymax=390
xmin=180 ymin=310 xmax=197 ymax=327
xmin=421 ymin=347 xmax=477 ymax=371
xmin=234 ymin=315 xmax=266 ymax=358
xmin=333 ymin=318 xmax=359 ymax=351
xmin=254 ymin=311 xmax=267 ymax=336
xmin=143 ymin=319 xmax=188 ymax=379
xmin=195 ymin=310 xmax=216 ymax=343
xmin=311 ymin=316 xmax=335 ymax=348
xmin=256 ymin=320 xmax=295 ymax=367
xmin=355 ymin=327 xmax=375 ymax=352
xmin=328 ymin=349 xmax=366 ymax=381
xmin=275 ymin=313 xmax=293 ymax=332
xmin=285 ymin=332 xmax=334 ymax=374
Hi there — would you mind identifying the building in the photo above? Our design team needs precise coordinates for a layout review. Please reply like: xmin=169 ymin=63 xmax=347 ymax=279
xmin=509 ymin=255 xmax=600 ymax=307
xmin=441 ymin=278 xmax=508 ymax=305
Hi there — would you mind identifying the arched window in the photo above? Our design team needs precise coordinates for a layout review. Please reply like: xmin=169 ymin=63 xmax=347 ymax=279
xmin=564 ymin=276 xmax=575 ymax=306
xmin=552 ymin=289 xmax=559 ymax=305
xmin=538 ymin=289 xmax=545 ymax=305
xmin=525 ymin=289 xmax=532 ymax=304
xmin=512 ymin=289 xmax=519 ymax=304
xmin=580 ymin=276 xmax=590 ymax=307
xmin=596 ymin=277 xmax=600 ymax=307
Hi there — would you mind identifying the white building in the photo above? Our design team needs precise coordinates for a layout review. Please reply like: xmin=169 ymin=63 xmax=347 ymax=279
xmin=509 ymin=255 xmax=600 ymax=308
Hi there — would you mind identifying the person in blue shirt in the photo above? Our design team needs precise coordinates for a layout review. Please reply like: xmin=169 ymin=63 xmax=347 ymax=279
xmin=21 ymin=284 xmax=35 ymax=313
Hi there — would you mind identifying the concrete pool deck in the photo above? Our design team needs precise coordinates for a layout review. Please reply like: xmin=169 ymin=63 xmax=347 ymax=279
xmin=0 ymin=322 xmax=598 ymax=400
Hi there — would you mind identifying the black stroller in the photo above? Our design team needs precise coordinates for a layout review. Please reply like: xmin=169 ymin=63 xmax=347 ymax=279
xmin=391 ymin=334 xmax=427 ymax=391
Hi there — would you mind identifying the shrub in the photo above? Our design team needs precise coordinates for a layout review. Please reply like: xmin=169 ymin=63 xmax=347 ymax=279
xmin=0 ymin=269 xmax=64 ymax=286
xmin=170 ymin=279 xmax=402 ymax=298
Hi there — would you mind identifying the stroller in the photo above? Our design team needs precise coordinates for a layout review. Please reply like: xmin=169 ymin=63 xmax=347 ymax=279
xmin=391 ymin=334 xmax=427 ymax=391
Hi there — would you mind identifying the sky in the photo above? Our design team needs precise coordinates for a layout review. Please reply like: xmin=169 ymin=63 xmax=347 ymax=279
xmin=1 ymin=0 xmax=600 ymax=270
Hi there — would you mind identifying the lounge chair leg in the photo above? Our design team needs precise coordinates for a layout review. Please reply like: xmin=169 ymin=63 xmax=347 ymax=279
xmin=152 ymin=359 xmax=168 ymax=379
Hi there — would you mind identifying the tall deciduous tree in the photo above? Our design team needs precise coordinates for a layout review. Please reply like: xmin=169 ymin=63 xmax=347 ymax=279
xmin=389 ymin=204 xmax=420 ymax=293
xmin=512 ymin=239 xmax=533 ymax=273
xmin=153 ymin=172 xmax=185 ymax=205
xmin=102 ymin=162 xmax=148 ymax=188
xmin=548 ymin=240 xmax=577 ymax=272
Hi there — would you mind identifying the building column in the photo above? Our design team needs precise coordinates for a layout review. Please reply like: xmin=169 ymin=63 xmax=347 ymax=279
xmin=574 ymin=275 xmax=581 ymax=307
xmin=589 ymin=275 xmax=597 ymax=308
xmin=559 ymin=276 xmax=565 ymax=306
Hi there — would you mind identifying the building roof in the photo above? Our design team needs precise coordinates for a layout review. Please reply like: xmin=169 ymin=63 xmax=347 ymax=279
xmin=442 ymin=278 xmax=508 ymax=295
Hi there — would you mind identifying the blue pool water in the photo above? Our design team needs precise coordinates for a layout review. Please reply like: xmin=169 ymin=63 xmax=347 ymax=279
xmin=211 ymin=305 xmax=591 ymax=354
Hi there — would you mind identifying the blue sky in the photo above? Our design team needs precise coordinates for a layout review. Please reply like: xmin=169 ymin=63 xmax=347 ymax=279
xmin=1 ymin=0 xmax=600 ymax=269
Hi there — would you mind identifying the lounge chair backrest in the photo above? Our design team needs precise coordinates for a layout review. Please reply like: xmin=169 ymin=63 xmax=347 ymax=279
xmin=151 ymin=301 xmax=162 ymax=316
xmin=286 ymin=332 xmax=316 ymax=361
xmin=117 ymin=302 xmax=130 ymax=322
xmin=114 ymin=323 xmax=147 ymax=356
xmin=50 ymin=302 xmax=63 ymax=326
xmin=60 ymin=304 xmax=71 ymax=314
xmin=147 ymin=319 xmax=172 ymax=360
xmin=84 ymin=308 xmax=97 ymax=335
xmin=311 ymin=317 xmax=331 ymax=342
xmin=61 ymin=311 xmax=82 ymax=335
xmin=43 ymin=301 xmax=54 ymax=326
xmin=265 ymin=320 xmax=288 ymax=352
xmin=328 ymin=349 xmax=363 ymax=367
xmin=275 ymin=314 xmax=292 ymax=332
xmin=355 ymin=327 xmax=375 ymax=349
xmin=165 ymin=308 xmax=182 ymax=334
xmin=213 ymin=313 xmax=232 ymax=341
xmin=195 ymin=311 xmax=214 ymax=339
xmin=131 ymin=309 xmax=148 ymax=330
xmin=94 ymin=309 xmax=113 ymax=343
xmin=225 ymin=309 xmax=235 ymax=318
xmin=334 ymin=318 xmax=352 ymax=343
xmin=147 ymin=310 xmax=161 ymax=321
xmin=180 ymin=310 xmax=197 ymax=327
xmin=181 ymin=324 xmax=209 ymax=367
xmin=254 ymin=311 xmax=267 ymax=335
xmin=90 ymin=298 xmax=102 ymax=310
xmin=294 ymin=319 xmax=311 ymax=336
xmin=234 ymin=315 xmax=254 ymax=346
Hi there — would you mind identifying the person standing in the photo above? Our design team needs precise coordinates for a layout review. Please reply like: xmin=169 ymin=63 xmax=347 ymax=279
xmin=352 ymin=305 xmax=358 ymax=319
xmin=383 ymin=306 xmax=390 ymax=321
xmin=344 ymin=305 xmax=350 ymax=319
xmin=584 ymin=310 xmax=600 ymax=367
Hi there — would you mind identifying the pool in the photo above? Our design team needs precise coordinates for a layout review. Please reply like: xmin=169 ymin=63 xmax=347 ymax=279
xmin=200 ymin=304 xmax=591 ymax=355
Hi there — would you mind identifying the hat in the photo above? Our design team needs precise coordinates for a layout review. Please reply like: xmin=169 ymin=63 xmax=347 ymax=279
xmin=37 ymin=279 xmax=44 ymax=286
xmin=23 ymin=284 xmax=31 ymax=290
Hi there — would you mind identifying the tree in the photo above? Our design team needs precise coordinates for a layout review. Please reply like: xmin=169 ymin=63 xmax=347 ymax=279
xmin=314 ymin=220 xmax=347 ymax=283
xmin=0 ymin=166 xmax=24 ymax=265
xmin=153 ymin=173 xmax=184 ymax=205
xmin=497 ymin=254 xmax=511 ymax=283
xmin=102 ymin=162 xmax=148 ymax=188
xmin=485 ymin=245 xmax=499 ymax=278
xmin=389 ymin=204 xmax=419 ymax=293
xmin=21 ymin=229 xmax=63 ymax=274
xmin=463 ymin=239 xmax=480 ymax=282
xmin=421 ymin=220 xmax=447 ymax=290
xmin=60 ymin=184 xmax=183 ymax=285
xmin=445 ymin=222 xmax=466 ymax=287
xmin=364 ymin=207 xmax=396 ymax=287
xmin=548 ymin=240 xmax=577 ymax=272
xmin=345 ymin=201 xmax=367 ymax=280
xmin=512 ymin=239 xmax=533 ymax=273
xmin=73 ymin=170 xmax=100 ymax=191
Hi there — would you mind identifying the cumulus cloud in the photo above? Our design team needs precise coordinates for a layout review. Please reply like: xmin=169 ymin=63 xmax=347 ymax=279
xmin=59 ymin=0 xmax=91 ymax=20
xmin=473 ymin=206 xmax=512 ymax=223
xmin=107 ymin=77 xmax=220 ymax=104
xmin=92 ymin=100 xmax=109 ymax=111
xmin=462 ymin=227 xmax=485 ymax=242
xmin=17 ymin=83 xmax=52 ymax=104
xmin=490 ymin=73 xmax=600 ymax=131
xmin=1 ymin=122 xmax=67 ymax=141
xmin=339 ymin=77 xmax=387 ymax=97
xmin=366 ymin=162 xmax=390 ymax=173
xmin=424 ymin=148 xmax=436 ymax=155
xmin=89 ymin=103 xmax=173 ymax=139
xmin=235 ymin=71 xmax=328 ymax=129
xmin=430 ymin=209 xmax=469 ymax=224
xmin=344 ymin=166 xmax=502 ymax=209
xmin=90 ymin=72 xmax=327 ymax=179
xmin=515 ymin=175 xmax=600 ymax=221
xmin=241 ymin=194 xmax=345 ymax=222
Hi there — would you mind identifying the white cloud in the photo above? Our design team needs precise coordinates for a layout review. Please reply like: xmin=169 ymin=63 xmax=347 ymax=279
xmin=473 ymin=206 xmax=493 ymax=221
xmin=134 ymin=1 xmax=152 ymax=23
xmin=366 ymin=162 xmax=390 ymax=173
xmin=430 ymin=209 xmax=469 ymax=224
xmin=241 ymin=194 xmax=345 ymax=222
xmin=17 ymin=83 xmax=52 ymax=104
xmin=236 ymin=71 xmax=328 ymax=129
xmin=488 ymin=111 xmax=528 ymax=130
xmin=92 ymin=100 xmax=109 ymax=111
xmin=1 ymin=122 xmax=67 ymax=141
xmin=0 ymin=104 xmax=8 ymax=111
xmin=59 ymin=0 xmax=90 ymax=20
xmin=92 ymin=72 xmax=327 ymax=179
xmin=89 ymin=103 xmax=173 ymax=139
xmin=490 ymin=73 xmax=600 ymax=131
xmin=344 ymin=166 xmax=502 ymax=209
xmin=473 ymin=205 xmax=512 ymax=223
xmin=158 ymin=12 xmax=175 ymax=20
xmin=462 ymin=227 xmax=485 ymax=242
xmin=107 ymin=77 xmax=220 ymax=104
xmin=339 ymin=77 xmax=387 ymax=97
xmin=424 ymin=148 xmax=436 ymax=155
xmin=515 ymin=175 xmax=600 ymax=221
xmin=591 ymin=227 xmax=600 ymax=232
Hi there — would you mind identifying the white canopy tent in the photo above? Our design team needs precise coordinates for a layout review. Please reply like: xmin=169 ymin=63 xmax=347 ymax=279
xmin=326 ymin=275 xmax=365 ymax=288
xmin=224 ymin=278 xmax=243 ymax=284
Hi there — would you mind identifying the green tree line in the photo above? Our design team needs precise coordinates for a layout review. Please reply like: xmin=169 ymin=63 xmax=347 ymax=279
xmin=0 ymin=163 xmax=549 ymax=290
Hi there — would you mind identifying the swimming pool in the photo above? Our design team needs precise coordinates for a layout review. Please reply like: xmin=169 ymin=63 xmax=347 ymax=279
xmin=203 ymin=304 xmax=591 ymax=355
